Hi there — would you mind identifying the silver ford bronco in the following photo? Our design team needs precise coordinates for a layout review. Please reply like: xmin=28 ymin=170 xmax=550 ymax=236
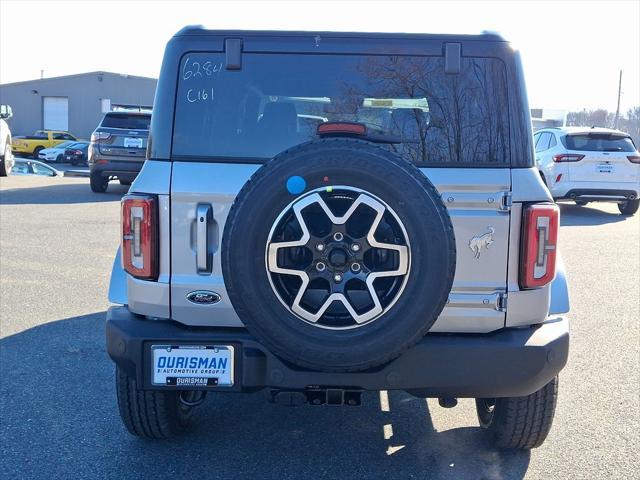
xmin=106 ymin=27 xmax=570 ymax=449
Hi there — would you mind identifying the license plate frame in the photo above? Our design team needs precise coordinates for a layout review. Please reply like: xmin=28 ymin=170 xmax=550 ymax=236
xmin=150 ymin=344 xmax=235 ymax=387
xmin=124 ymin=137 xmax=143 ymax=148
xmin=596 ymin=163 xmax=614 ymax=174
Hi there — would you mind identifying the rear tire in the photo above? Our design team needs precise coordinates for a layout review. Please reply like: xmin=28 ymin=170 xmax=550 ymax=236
xmin=116 ymin=368 xmax=194 ymax=439
xmin=32 ymin=146 xmax=44 ymax=159
xmin=0 ymin=142 xmax=13 ymax=176
xmin=618 ymin=199 xmax=639 ymax=216
xmin=119 ymin=179 xmax=132 ymax=186
xmin=90 ymin=172 xmax=108 ymax=193
xmin=575 ymin=200 xmax=588 ymax=206
xmin=476 ymin=376 xmax=558 ymax=450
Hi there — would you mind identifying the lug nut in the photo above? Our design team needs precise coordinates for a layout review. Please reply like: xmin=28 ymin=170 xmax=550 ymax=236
xmin=316 ymin=262 xmax=326 ymax=272
xmin=333 ymin=232 xmax=344 ymax=242
xmin=315 ymin=243 xmax=325 ymax=252
xmin=333 ymin=273 xmax=343 ymax=283
xmin=351 ymin=262 xmax=361 ymax=273
xmin=351 ymin=243 xmax=360 ymax=252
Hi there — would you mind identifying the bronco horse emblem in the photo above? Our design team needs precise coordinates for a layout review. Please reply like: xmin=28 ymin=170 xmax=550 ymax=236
xmin=469 ymin=227 xmax=495 ymax=259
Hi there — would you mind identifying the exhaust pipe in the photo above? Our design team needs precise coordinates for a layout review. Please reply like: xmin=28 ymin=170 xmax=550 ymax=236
xmin=438 ymin=397 xmax=458 ymax=408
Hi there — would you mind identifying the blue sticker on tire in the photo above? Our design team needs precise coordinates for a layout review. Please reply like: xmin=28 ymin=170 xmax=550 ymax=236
xmin=286 ymin=176 xmax=306 ymax=195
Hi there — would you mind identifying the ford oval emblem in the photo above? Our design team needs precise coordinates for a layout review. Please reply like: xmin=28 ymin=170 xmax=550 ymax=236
xmin=186 ymin=290 xmax=221 ymax=305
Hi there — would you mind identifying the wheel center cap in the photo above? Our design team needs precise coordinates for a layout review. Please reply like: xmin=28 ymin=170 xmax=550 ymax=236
xmin=328 ymin=248 xmax=348 ymax=268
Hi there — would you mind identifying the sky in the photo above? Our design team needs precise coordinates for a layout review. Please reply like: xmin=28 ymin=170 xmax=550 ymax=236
xmin=1 ymin=0 xmax=639 ymax=113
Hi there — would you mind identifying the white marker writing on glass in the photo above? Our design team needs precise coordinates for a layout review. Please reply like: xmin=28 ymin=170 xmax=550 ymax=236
xmin=187 ymin=88 xmax=214 ymax=103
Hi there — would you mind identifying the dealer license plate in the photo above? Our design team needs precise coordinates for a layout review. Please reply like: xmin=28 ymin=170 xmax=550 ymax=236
xmin=151 ymin=345 xmax=234 ymax=387
xmin=596 ymin=163 xmax=614 ymax=174
xmin=124 ymin=137 xmax=143 ymax=148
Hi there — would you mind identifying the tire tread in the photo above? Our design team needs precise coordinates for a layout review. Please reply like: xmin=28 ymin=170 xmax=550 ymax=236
xmin=115 ymin=368 xmax=186 ymax=439
xmin=480 ymin=376 xmax=558 ymax=450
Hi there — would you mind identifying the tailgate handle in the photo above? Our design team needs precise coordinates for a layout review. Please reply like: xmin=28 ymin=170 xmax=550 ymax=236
xmin=196 ymin=204 xmax=213 ymax=274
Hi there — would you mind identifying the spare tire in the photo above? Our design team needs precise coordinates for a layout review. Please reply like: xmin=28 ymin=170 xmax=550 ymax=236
xmin=222 ymin=139 xmax=455 ymax=372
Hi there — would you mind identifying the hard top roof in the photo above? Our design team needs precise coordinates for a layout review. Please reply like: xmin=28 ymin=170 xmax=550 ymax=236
xmin=173 ymin=26 xmax=508 ymax=42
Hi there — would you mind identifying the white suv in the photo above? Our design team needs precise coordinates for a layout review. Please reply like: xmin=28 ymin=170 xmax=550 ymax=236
xmin=535 ymin=127 xmax=640 ymax=215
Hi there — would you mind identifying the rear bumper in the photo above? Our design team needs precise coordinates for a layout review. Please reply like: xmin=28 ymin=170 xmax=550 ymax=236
xmin=553 ymin=185 xmax=639 ymax=202
xmin=106 ymin=306 xmax=569 ymax=398
xmin=90 ymin=158 xmax=143 ymax=181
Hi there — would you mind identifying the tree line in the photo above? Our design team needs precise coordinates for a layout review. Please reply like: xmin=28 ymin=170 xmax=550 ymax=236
xmin=566 ymin=107 xmax=640 ymax=146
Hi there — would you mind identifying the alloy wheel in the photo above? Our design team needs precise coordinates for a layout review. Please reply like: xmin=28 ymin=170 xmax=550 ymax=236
xmin=266 ymin=186 xmax=411 ymax=329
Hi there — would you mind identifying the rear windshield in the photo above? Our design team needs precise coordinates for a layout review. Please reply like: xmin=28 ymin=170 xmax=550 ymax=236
xmin=101 ymin=114 xmax=151 ymax=130
xmin=172 ymin=53 xmax=510 ymax=165
xmin=561 ymin=134 xmax=636 ymax=152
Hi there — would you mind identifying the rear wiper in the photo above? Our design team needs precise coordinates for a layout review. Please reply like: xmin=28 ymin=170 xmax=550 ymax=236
xmin=603 ymin=147 xmax=622 ymax=151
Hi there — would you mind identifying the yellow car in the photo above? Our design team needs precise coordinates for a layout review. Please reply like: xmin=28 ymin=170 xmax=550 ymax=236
xmin=12 ymin=130 xmax=79 ymax=158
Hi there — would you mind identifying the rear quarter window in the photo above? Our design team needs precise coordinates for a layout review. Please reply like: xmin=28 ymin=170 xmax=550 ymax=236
xmin=172 ymin=53 xmax=511 ymax=166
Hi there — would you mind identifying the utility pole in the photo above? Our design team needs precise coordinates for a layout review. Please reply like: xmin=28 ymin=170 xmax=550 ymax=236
xmin=40 ymin=69 xmax=44 ymax=80
xmin=614 ymin=69 xmax=622 ymax=129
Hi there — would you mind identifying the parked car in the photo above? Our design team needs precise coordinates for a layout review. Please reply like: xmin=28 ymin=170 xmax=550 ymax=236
xmin=535 ymin=127 xmax=640 ymax=215
xmin=11 ymin=130 xmax=79 ymax=158
xmin=88 ymin=111 xmax=151 ymax=192
xmin=11 ymin=158 xmax=63 ymax=176
xmin=106 ymin=28 xmax=570 ymax=450
xmin=64 ymin=141 xmax=90 ymax=166
xmin=0 ymin=104 xmax=13 ymax=176
xmin=38 ymin=141 xmax=78 ymax=163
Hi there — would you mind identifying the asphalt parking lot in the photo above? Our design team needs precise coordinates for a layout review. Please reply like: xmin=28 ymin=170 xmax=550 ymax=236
xmin=0 ymin=175 xmax=638 ymax=479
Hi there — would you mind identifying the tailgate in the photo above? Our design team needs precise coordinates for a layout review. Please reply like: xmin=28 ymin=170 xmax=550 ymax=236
xmin=569 ymin=151 xmax=638 ymax=183
xmin=97 ymin=113 xmax=150 ymax=158
xmin=97 ymin=127 xmax=148 ymax=158
xmin=169 ymin=163 xmax=512 ymax=333
xmin=564 ymin=132 xmax=639 ymax=183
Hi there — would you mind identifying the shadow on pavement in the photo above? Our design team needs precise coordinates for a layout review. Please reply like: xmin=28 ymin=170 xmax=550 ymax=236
xmin=0 ymin=182 xmax=128 ymax=205
xmin=0 ymin=313 xmax=530 ymax=480
xmin=558 ymin=203 xmax=627 ymax=226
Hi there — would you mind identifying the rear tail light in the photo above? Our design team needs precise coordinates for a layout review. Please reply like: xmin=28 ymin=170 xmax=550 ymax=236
xmin=627 ymin=155 xmax=640 ymax=164
xmin=520 ymin=204 xmax=559 ymax=289
xmin=90 ymin=131 xmax=111 ymax=142
xmin=121 ymin=194 xmax=158 ymax=280
xmin=553 ymin=154 xmax=584 ymax=162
